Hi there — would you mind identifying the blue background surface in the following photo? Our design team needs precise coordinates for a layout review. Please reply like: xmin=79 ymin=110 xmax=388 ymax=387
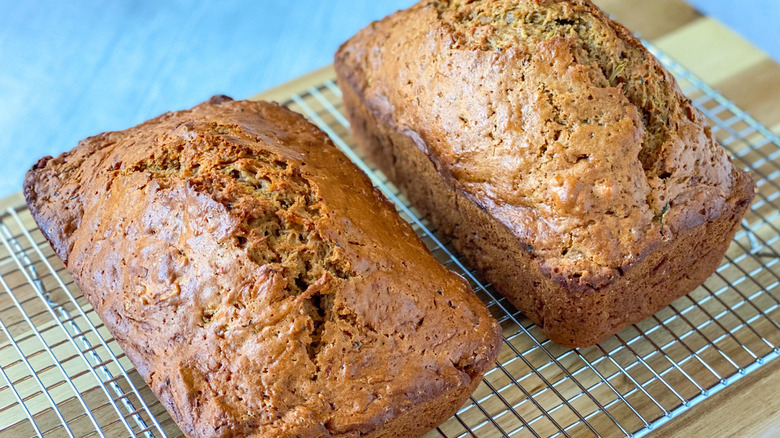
xmin=0 ymin=0 xmax=778 ymax=198
xmin=685 ymin=0 xmax=780 ymax=63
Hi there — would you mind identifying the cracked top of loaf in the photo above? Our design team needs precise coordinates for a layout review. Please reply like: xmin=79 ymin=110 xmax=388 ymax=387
xmin=24 ymin=97 xmax=501 ymax=438
xmin=335 ymin=0 xmax=747 ymax=291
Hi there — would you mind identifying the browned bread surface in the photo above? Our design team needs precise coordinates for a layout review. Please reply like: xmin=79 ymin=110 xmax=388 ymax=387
xmin=335 ymin=0 xmax=755 ymax=347
xmin=24 ymin=96 xmax=501 ymax=438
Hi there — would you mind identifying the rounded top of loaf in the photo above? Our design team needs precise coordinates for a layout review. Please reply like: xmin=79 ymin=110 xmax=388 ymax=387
xmin=23 ymin=97 xmax=502 ymax=437
xmin=336 ymin=0 xmax=741 ymax=290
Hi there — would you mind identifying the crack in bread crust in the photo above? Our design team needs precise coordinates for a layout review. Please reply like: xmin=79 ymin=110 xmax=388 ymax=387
xmin=335 ymin=0 xmax=755 ymax=346
xmin=336 ymin=0 xmax=742 ymax=289
xmin=23 ymin=98 xmax=502 ymax=437
xmin=129 ymin=122 xmax=351 ymax=294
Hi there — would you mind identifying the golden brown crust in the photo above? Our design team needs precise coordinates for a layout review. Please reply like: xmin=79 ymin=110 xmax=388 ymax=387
xmin=336 ymin=0 xmax=741 ymax=289
xmin=24 ymin=97 xmax=501 ymax=437
xmin=338 ymin=81 xmax=753 ymax=346
xmin=335 ymin=0 xmax=756 ymax=346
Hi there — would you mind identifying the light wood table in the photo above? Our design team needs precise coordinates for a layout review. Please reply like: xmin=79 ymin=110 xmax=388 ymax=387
xmin=3 ymin=0 xmax=778 ymax=436
xmin=249 ymin=2 xmax=780 ymax=434
xmin=592 ymin=1 xmax=780 ymax=436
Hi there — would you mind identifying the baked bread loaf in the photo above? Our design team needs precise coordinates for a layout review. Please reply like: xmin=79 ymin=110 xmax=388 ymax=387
xmin=24 ymin=96 xmax=502 ymax=438
xmin=335 ymin=0 xmax=755 ymax=347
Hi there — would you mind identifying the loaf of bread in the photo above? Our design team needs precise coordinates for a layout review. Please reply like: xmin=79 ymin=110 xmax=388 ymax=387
xmin=335 ymin=0 xmax=755 ymax=347
xmin=24 ymin=96 xmax=502 ymax=437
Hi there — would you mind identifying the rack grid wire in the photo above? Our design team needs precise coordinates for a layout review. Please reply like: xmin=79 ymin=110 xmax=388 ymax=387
xmin=1 ymin=41 xmax=779 ymax=438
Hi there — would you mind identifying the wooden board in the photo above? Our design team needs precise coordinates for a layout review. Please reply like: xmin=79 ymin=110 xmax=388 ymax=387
xmin=249 ymin=2 xmax=780 ymax=436
xmin=588 ymin=2 xmax=780 ymax=434
xmin=3 ymin=0 xmax=780 ymax=436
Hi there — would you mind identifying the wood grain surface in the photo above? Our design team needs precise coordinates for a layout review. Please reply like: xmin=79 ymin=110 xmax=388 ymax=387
xmin=592 ymin=2 xmax=780 ymax=435
xmin=2 ymin=0 xmax=779 ymax=436
xmin=250 ymin=1 xmax=780 ymax=436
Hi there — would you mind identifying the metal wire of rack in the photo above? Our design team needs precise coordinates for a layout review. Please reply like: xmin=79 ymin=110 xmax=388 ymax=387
xmin=1 ymin=40 xmax=779 ymax=437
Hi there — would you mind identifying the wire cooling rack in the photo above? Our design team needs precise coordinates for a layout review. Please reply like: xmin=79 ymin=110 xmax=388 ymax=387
xmin=1 ymin=41 xmax=779 ymax=438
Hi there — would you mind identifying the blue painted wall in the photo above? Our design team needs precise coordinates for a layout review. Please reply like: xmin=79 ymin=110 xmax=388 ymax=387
xmin=0 ymin=1 xmax=415 ymax=197
xmin=684 ymin=0 xmax=780 ymax=63
xmin=0 ymin=0 xmax=776 ymax=198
